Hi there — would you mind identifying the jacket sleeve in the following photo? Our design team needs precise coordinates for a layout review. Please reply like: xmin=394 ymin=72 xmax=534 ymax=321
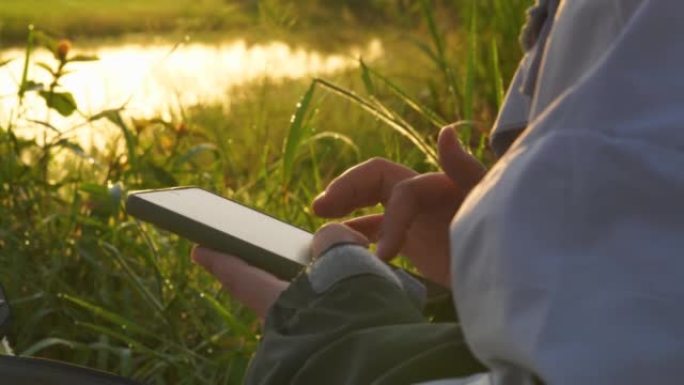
xmin=449 ymin=2 xmax=684 ymax=384
xmin=244 ymin=245 xmax=485 ymax=385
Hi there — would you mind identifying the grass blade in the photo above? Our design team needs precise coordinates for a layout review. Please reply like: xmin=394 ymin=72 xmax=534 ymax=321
xmin=360 ymin=60 xmax=448 ymax=128
xmin=75 ymin=321 xmax=174 ymax=362
xmin=60 ymin=293 xmax=156 ymax=338
xmin=314 ymin=78 xmax=437 ymax=164
xmin=20 ymin=338 xmax=81 ymax=357
xmin=490 ymin=39 xmax=505 ymax=110
xmin=18 ymin=25 xmax=35 ymax=101
xmin=419 ymin=0 xmax=459 ymax=112
xmin=100 ymin=242 xmax=165 ymax=316
xmin=359 ymin=59 xmax=376 ymax=95
xmin=200 ymin=292 xmax=255 ymax=341
xmin=282 ymin=81 xmax=316 ymax=187
xmin=461 ymin=1 xmax=478 ymax=145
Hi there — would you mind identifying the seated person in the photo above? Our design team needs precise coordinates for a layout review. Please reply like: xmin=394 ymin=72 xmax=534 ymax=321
xmin=193 ymin=1 xmax=684 ymax=384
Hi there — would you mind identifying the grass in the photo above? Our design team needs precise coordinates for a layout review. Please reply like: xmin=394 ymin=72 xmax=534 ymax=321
xmin=0 ymin=0 xmax=532 ymax=383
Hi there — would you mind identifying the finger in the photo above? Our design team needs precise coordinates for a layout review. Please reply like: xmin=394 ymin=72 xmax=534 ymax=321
xmin=312 ymin=157 xmax=417 ymax=218
xmin=343 ymin=214 xmax=384 ymax=243
xmin=438 ymin=125 xmax=486 ymax=192
xmin=376 ymin=173 xmax=456 ymax=260
xmin=192 ymin=246 xmax=287 ymax=319
xmin=311 ymin=223 xmax=370 ymax=259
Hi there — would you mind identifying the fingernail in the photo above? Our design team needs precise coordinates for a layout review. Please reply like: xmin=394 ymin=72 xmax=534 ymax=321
xmin=313 ymin=191 xmax=326 ymax=203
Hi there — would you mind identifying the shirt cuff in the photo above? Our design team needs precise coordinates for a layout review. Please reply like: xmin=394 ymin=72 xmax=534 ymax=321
xmin=307 ymin=244 xmax=426 ymax=309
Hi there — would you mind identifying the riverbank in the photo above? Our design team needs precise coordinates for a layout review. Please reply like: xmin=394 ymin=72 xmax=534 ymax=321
xmin=0 ymin=0 xmax=246 ymax=46
xmin=0 ymin=0 xmax=435 ymax=48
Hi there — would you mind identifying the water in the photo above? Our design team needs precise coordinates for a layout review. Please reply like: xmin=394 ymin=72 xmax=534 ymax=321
xmin=0 ymin=38 xmax=383 ymax=149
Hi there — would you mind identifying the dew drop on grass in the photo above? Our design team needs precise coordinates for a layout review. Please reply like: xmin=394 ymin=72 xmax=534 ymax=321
xmin=199 ymin=292 xmax=205 ymax=298
xmin=207 ymin=348 xmax=213 ymax=354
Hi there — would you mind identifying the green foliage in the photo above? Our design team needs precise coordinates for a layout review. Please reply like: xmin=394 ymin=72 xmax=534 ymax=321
xmin=0 ymin=0 xmax=532 ymax=382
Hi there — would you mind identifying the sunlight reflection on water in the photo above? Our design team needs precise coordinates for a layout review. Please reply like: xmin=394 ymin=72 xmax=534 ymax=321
xmin=0 ymin=39 xmax=383 ymax=149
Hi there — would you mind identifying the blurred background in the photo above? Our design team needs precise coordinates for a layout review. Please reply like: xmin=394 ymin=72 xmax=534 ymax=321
xmin=0 ymin=1 xmax=531 ymax=383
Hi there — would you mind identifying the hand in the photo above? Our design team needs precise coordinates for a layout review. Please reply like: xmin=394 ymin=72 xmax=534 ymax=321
xmin=191 ymin=224 xmax=368 ymax=319
xmin=312 ymin=126 xmax=485 ymax=286
xmin=192 ymin=246 xmax=288 ymax=319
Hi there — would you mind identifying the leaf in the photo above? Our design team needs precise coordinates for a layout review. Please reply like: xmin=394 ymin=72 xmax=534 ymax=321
xmin=68 ymin=54 xmax=99 ymax=62
xmin=282 ymin=81 xmax=316 ymax=186
xmin=33 ymin=30 xmax=57 ymax=53
xmin=90 ymin=108 xmax=138 ymax=170
xmin=89 ymin=108 xmax=125 ymax=123
xmin=35 ymin=61 xmax=56 ymax=76
xmin=54 ymin=139 xmax=86 ymax=158
xmin=27 ymin=119 xmax=60 ymax=133
xmin=39 ymin=91 xmax=77 ymax=117
xmin=0 ymin=58 xmax=12 ymax=68
xmin=20 ymin=80 xmax=44 ymax=93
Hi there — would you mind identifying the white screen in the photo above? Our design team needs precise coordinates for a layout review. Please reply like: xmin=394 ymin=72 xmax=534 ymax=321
xmin=136 ymin=188 xmax=312 ymax=264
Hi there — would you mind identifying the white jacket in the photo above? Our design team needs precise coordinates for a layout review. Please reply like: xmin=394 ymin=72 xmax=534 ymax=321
xmin=442 ymin=1 xmax=684 ymax=384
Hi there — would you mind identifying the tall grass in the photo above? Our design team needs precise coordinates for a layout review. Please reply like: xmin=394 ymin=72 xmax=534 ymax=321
xmin=0 ymin=1 xmax=531 ymax=383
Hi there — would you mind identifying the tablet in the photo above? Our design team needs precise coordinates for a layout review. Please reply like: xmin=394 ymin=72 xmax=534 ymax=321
xmin=126 ymin=186 xmax=310 ymax=280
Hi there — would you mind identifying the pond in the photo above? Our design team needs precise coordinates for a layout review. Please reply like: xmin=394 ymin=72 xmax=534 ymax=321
xmin=0 ymin=38 xmax=383 ymax=149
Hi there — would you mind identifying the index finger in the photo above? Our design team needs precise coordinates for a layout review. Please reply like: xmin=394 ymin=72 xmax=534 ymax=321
xmin=312 ymin=157 xmax=417 ymax=218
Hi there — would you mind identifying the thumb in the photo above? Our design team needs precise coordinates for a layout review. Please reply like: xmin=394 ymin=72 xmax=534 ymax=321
xmin=344 ymin=214 xmax=384 ymax=243
xmin=438 ymin=125 xmax=486 ymax=192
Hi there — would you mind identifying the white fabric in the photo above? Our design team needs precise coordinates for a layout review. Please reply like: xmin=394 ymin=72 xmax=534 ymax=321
xmin=449 ymin=1 xmax=684 ymax=384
